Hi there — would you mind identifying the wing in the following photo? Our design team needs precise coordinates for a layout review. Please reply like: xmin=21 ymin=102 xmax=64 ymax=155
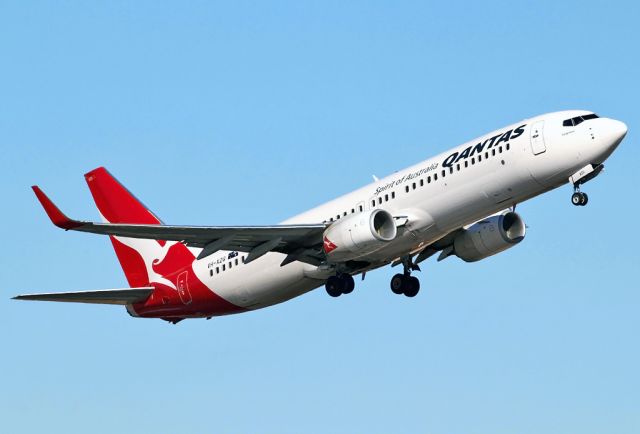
xmin=32 ymin=186 xmax=327 ymax=265
xmin=13 ymin=287 xmax=154 ymax=305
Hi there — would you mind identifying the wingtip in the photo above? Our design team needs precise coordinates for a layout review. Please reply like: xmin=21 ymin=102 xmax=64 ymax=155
xmin=32 ymin=186 xmax=82 ymax=230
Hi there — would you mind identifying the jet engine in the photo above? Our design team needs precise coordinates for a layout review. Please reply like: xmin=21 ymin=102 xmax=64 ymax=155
xmin=323 ymin=209 xmax=397 ymax=262
xmin=452 ymin=211 xmax=526 ymax=262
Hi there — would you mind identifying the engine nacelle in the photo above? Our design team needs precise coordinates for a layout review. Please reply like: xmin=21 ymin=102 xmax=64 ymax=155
xmin=323 ymin=209 xmax=397 ymax=262
xmin=453 ymin=211 xmax=526 ymax=262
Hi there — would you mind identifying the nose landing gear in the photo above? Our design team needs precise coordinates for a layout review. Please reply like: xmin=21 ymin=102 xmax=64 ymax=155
xmin=569 ymin=164 xmax=603 ymax=207
xmin=571 ymin=190 xmax=589 ymax=206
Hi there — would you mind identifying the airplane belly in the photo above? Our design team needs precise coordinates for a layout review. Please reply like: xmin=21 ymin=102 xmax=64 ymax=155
xmin=195 ymin=253 xmax=323 ymax=310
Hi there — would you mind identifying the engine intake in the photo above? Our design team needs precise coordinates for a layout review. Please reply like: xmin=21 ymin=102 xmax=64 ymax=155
xmin=453 ymin=211 xmax=526 ymax=262
xmin=323 ymin=209 xmax=397 ymax=262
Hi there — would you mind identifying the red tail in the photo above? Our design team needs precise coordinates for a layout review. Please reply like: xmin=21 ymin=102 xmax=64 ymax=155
xmin=84 ymin=167 xmax=175 ymax=287
xmin=82 ymin=167 xmax=242 ymax=319
xmin=85 ymin=167 xmax=161 ymax=226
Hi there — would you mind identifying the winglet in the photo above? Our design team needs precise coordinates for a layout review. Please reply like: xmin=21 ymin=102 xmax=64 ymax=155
xmin=31 ymin=186 xmax=83 ymax=230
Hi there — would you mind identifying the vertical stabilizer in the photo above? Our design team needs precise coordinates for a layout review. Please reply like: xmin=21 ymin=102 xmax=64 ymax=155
xmin=84 ymin=167 xmax=192 ymax=288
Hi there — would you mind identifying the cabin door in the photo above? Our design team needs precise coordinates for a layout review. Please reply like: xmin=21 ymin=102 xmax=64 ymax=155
xmin=530 ymin=121 xmax=546 ymax=155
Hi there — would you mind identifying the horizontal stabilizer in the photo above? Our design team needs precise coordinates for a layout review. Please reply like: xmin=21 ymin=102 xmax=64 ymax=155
xmin=12 ymin=287 xmax=154 ymax=305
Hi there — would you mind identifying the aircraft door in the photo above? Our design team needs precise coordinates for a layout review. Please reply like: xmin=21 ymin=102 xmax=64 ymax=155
xmin=530 ymin=121 xmax=546 ymax=155
xmin=176 ymin=271 xmax=193 ymax=304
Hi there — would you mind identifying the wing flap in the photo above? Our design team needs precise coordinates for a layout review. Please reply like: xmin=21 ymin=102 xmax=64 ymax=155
xmin=13 ymin=287 xmax=154 ymax=305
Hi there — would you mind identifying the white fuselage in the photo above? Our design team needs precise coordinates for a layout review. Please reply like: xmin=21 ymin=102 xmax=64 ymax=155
xmin=191 ymin=110 xmax=626 ymax=310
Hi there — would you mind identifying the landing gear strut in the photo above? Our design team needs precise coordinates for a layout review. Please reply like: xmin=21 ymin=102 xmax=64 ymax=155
xmin=569 ymin=164 xmax=602 ymax=207
xmin=390 ymin=256 xmax=420 ymax=297
xmin=325 ymin=273 xmax=355 ymax=297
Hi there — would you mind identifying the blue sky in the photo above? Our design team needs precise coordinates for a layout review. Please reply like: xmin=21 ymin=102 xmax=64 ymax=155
xmin=1 ymin=1 xmax=639 ymax=433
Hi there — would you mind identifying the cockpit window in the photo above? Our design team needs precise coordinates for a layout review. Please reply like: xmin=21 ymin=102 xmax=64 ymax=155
xmin=562 ymin=113 xmax=599 ymax=127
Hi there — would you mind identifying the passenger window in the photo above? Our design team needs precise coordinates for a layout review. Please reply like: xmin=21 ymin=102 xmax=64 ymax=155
xmin=351 ymin=208 xmax=355 ymax=214
xmin=229 ymin=262 xmax=232 ymax=269
xmin=210 ymin=269 xmax=213 ymax=277
xmin=337 ymin=214 xmax=341 ymax=219
xmin=223 ymin=264 xmax=226 ymax=271
xmin=343 ymin=211 xmax=347 ymax=217
xmin=235 ymin=258 xmax=239 ymax=266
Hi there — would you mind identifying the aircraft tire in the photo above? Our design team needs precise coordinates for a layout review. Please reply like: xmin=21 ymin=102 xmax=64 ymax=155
xmin=571 ymin=192 xmax=583 ymax=206
xmin=325 ymin=276 xmax=342 ymax=297
xmin=341 ymin=274 xmax=355 ymax=294
xmin=404 ymin=276 xmax=420 ymax=297
xmin=391 ymin=274 xmax=405 ymax=294
xmin=580 ymin=192 xmax=589 ymax=206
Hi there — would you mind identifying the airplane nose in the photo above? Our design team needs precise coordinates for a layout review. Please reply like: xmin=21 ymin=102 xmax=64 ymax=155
xmin=610 ymin=119 xmax=628 ymax=142
xmin=601 ymin=118 xmax=627 ymax=152
xmin=615 ymin=121 xmax=629 ymax=141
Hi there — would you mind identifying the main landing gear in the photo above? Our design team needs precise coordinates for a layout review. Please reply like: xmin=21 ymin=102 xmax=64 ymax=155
xmin=390 ymin=256 xmax=420 ymax=297
xmin=325 ymin=273 xmax=355 ymax=297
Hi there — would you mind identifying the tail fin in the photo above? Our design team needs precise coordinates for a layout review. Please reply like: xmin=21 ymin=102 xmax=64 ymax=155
xmin=85 ymin=167 xmax=162 ymax=226
xmin=84 ymin=167 xmax=190 ymax=288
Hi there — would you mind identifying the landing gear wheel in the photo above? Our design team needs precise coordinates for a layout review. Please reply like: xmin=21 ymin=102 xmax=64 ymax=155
xmin=390 ymin=274 xmax=421 ymax=297
xmin=580 ymin=192 xmax=589 ymax=206
xmin=325 ymin=276 xmax=342 ymax=297
xmin=341 ymin=274 xmax=355 ymax=294
xmin=390 ymin=274 xmax=405 ymax=294
xmin=326 ymin=274 xmax=355 ymax=297
xmin=404 ymin=276 xmax=420 ymax=298
xmin=571 ymin=192 xmax=583 ymax=206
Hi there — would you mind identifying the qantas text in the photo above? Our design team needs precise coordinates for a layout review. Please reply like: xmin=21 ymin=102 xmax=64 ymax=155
xmin=442 ymin=124 xmax=527 ymax=168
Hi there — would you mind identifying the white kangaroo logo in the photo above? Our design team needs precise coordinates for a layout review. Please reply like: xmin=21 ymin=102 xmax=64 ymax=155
xmin=99 ymin=212 xmax=180 ymax=289
xmin=113 ymin=236 xmax=180 ymax=289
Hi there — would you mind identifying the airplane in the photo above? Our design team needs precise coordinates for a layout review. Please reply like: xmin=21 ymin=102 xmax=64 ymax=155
xmin=14 ymin=110 xmax=627 ymax=323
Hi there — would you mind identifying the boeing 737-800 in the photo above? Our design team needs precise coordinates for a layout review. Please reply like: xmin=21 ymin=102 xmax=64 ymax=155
xmin=15 ymin=110 xmax=627 ymax=323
